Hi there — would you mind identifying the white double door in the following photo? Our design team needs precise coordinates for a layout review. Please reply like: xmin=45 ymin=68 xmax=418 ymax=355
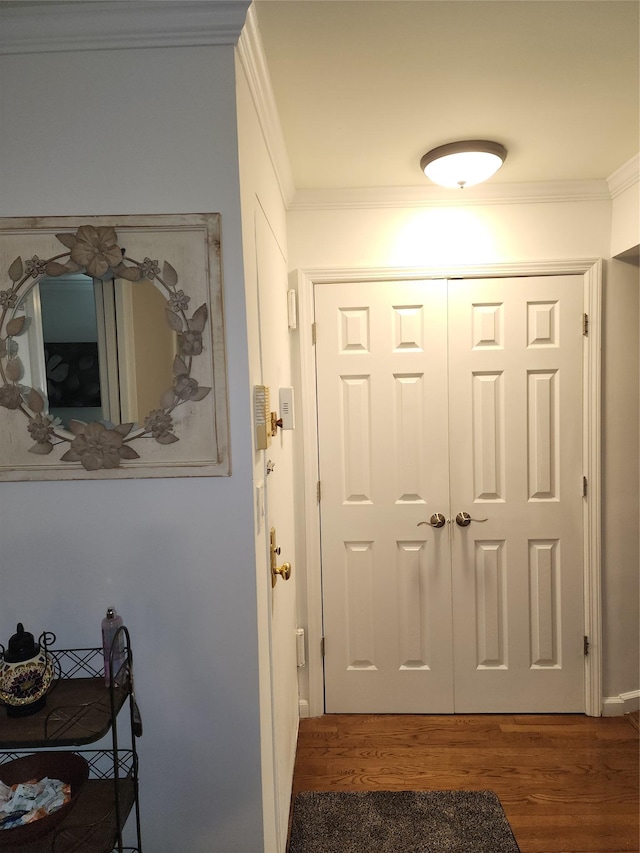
xmin=315 ymin=276 xmax=585 ymax=713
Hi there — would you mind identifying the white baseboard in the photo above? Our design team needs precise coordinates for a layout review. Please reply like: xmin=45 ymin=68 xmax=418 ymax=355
xmin=298 ymin=699 xmax=310 ymax=718
xmin=299 ymin=694 xmax=640 ymax=717
xmin=602 ymin=689 xmax=640 ymax=716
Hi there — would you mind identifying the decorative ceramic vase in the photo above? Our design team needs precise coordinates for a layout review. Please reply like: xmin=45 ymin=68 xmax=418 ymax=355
xmin=0 ymin=624 xmax=57 ymax=717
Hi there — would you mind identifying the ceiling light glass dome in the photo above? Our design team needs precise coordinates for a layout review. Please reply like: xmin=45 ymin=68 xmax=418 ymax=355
xmin=420 ymin=141 xmax=507 ymax=188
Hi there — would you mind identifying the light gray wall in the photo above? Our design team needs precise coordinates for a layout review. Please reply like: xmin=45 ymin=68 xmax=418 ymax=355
xmin=0 ymin=45 xmax=264 ymax=852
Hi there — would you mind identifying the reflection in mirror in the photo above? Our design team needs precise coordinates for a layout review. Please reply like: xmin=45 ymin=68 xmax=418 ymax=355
xmin=42 ymin=276 xmax=102 ymax=425
xmin=14 ymin=275 xmax=176 ymax=430
xmin=114 ymin=278 xmax=177 ymax=425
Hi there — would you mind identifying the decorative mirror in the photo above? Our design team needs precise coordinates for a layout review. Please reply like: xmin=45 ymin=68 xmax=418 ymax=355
xmin=0 ymin=214 xmax=229 ymax=480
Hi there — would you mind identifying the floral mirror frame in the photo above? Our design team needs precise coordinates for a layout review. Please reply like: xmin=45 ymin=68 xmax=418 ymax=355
xmin=0 ymin=214 xmax=229 ymax=480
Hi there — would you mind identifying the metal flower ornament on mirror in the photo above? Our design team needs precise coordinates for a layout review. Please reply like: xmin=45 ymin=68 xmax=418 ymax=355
xmin=0 ymin=225 xmax=211 ymax=470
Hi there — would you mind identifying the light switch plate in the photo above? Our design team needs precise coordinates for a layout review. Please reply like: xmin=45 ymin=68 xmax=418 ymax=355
xmin=279 ymin=387 xmax=295 ymax=429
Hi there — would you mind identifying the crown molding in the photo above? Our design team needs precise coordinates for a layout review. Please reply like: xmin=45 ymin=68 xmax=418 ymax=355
xmin=236 ymin=5 xmax=296 ymax=207
xmin=0 ymin=1 xmax=252 ymax=55
xmin=289 ymin=180 xmax=612 ymax=212
xmin=607 ymin=153 xmax=640 ymax=198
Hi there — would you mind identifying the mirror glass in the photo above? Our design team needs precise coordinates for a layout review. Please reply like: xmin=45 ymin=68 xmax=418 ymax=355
xmin=14 ymin=274 xmax=176 ymax=431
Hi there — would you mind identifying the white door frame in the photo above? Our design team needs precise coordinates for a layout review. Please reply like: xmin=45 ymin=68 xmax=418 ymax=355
xmin=294 ymin=259 xmax=603 ymax=718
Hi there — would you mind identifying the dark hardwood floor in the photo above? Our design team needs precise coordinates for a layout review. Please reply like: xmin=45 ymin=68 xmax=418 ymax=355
xmin=292 ymin=712 xmax=640 ymax=853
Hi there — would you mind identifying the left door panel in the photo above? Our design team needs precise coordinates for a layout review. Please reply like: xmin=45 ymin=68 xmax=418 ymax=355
xmin=316 ymin=280 xmax=455 ymax=713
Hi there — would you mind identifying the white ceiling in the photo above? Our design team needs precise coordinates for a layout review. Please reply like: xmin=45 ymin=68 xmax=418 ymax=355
xmin=254 ymin=0 xmax=640 ymax=191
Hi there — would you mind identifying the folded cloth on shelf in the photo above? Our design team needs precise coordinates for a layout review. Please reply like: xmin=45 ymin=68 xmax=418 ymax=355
xmin=0 ymin=776 xmax=70 ymax=830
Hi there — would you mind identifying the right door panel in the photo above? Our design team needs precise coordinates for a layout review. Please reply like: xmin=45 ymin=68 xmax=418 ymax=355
xmin=447 ymin=277 xmax=585 ymax=711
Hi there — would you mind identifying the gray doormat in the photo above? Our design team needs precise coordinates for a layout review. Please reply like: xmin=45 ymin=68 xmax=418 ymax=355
xmin=288 ymin=790 xmax=521 ymax=853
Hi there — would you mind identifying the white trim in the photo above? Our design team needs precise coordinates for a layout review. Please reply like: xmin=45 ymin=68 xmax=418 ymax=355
xmin=290 ymin=181 xmax=612 ymax=212
xmin=0 ymin=1 xmax=251 ymax=55
xmin=293 ymin=267 xmax=325 ymax=717
xmin=236 ymin=6 xmax=296 ymax=208
xmin=298 ymin=699 xmax=310 ymax=719
xmin=602 ymin=690 xmax=640 ymax=716
xmin=297 ymin=260 xmax=603 ymax=718
xmin=583 ymin=260 xmax=603 ymax=717
xmin=607 ymin=154 xmax=640 ymax=199
xmin=297 ymin=260 xmax=602 ymax=284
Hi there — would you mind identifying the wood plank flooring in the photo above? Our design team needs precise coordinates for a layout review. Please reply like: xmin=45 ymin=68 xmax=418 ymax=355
xmin=292 ymin=713 xmax=639 ymax=853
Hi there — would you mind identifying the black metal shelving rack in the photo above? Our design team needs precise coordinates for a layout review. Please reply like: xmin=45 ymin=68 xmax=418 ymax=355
xmin=0 ymin=627 xmax=142 ymax=853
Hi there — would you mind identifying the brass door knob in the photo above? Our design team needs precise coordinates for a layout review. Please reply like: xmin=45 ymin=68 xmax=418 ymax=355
xmin=270 ymin=527 xmax=293 ymax=586
xmin=272 ymin=561 xmax=292 ymax=586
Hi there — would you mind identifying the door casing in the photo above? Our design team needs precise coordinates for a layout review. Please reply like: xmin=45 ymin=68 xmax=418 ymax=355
xmin=294 ymin=259 xmax=602 ymax=718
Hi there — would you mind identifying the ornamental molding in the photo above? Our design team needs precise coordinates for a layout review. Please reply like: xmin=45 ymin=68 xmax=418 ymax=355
xmin=0 ymin=1 xmax=252 ymax=55
xmin=607 ymin=153 xmax=640 ymax=199
xmin=236 ymin=4 xmax=296 ymax=207
xmin=289 ymin=180 xmax=613 ymax=212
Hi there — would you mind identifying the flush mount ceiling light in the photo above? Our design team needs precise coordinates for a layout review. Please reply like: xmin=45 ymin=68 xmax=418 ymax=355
xmin=420 ymin=140 xmax=507 ymax=189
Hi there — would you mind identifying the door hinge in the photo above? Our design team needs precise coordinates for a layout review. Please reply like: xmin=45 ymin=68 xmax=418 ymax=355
xmin=312 ymin=322 xmax=317 ymax=345
xmin=584 ymin=635 xmax=590 ymax=656
xmin=317 ymin=480 xmax=321 ymax=503
xmin=321 ymin=637 xmax=325 ymax=658
xmin=583 ymin=313 xmax=589 ymax=336
xmin=582 ymin=475 xmax=588 ymax=497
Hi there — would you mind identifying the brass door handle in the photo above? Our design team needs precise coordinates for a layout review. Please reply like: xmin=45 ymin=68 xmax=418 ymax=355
xmin=417 ymin=513 xmax=447 ymax=529
xmin=273 ymin=562 xmax=292 ymax=584
xmin=270 ymin=527 xmax=292 ymax=587
xmin=455 ymin=511 xmax=488 ymax=527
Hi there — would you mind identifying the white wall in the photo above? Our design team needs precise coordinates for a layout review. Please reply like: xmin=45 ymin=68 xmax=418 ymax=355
xmin=288 ymin=195 xmax=640 ymax=708
xmin=236 ymin=34 xmax=300 ymax=852
xmin=610 ymin=156 xmax=639 ymax=259
xmin=288 ymin=200 xmax=612 ymax=270
xmin=602 ymin=257 xmax=639 ymax=705
xmin=0 ymin=45 xmax=265 ymax=852
xmin=611 ymin=183 xmax=640 ymax=259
